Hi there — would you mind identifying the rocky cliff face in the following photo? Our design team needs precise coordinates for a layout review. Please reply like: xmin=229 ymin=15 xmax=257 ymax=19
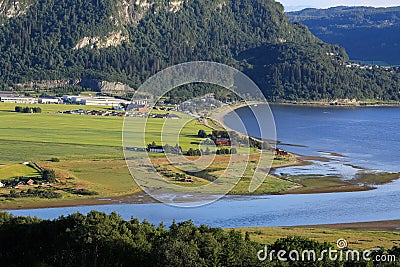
xmin=74 ymin=30 xmax=128 ymax=49
xmin=0 ymin=0 xmax=31 ymax=21
xmin=73 ymin=1 xmax=185 ymax=50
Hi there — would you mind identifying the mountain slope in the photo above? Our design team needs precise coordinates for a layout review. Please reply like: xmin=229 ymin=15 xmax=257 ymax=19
xmin=0 ymin=0 xmax=399 ymax=101
xmin=287 ymin=6 xmax=400 ymax=65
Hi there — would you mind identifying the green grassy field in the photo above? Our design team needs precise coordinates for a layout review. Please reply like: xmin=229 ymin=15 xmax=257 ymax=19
xmin=233 ymin=226 xmax=400 ymax=251
xmin=0 ymin=103 xmax=123 ymax=163
xmin=0 ymin=103 xmax=212 ymax=163
xmin=0 ymin=164 xmax=41 ymax=180
xmin=1 ymin=103 xmax=280 ymax=205
xmin=3 ymin=102 xmax=392 ymax=206
xmin=45 ymin=160 xmax=139 ymax=196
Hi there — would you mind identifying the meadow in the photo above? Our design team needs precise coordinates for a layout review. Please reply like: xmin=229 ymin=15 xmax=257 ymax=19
xmin=1 ymin=102 xmax=288 ymax=207
xmin=0 ymin=164 xmax=41 ymax=180
xmin=0 ymin=103 xmax=130 ymax=206
xmin=233 ymin=225 xmax=400 ymax=251
xmin=0 ymin=103 xmax=212 ymax=163
xmin=0 ymin=103 xmax=124 ymax=163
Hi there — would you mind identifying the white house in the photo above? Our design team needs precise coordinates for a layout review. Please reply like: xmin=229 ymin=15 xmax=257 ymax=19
xmin=131 ymin=99 xmax=148 ymax=105
xmin=0 ymin=181 xmax=4 ymax=188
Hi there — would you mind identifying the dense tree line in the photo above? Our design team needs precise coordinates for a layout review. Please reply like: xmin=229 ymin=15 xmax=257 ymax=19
xmin=0 ymin=211 xmax=399 ymax=266
xmin=216 ymin=148 xmax=237 ymax=154
xmin=0 ymin=0 xmax=399 ymax=101
xmin=14 ymin=106 xmax=42 ymax=113
xmin=5 ymin=188 xmax=62 ymax=199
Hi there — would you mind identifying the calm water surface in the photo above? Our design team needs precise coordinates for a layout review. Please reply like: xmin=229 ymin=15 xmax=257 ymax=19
xmin=226 ymin=105 xmax=400 ymax=177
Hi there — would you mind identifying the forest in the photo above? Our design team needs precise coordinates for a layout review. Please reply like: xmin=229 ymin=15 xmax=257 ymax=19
xmin=0 ymin=211 xmax=399 ymax=266
xmin=1 ymin=0 xmax=400 ymax=101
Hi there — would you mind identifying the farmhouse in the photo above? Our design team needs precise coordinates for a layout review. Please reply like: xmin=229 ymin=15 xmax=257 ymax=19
xmin=215 ymin=138 xmax=231 ymax=146
xmin=0 ymin=181 xmax=4 ymax=188
xmin=274 ymin=148 xmax=288 ymax=157
xmin=14 ymin=181 xmax=25 ymax=189
xmin=127 ymin=104 xmax=147 ymax=112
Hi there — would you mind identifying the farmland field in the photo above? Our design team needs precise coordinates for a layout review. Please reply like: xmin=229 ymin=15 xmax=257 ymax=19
xmin=233 ymin=225 xmax=400 ymax=251
xmin=0 ymin=103 xmax=123 ymax=163
xmin=0 ymin=103 xmax=211 ymax=163
xmin=0 ymin=164 xmax=41 ymax=180
xmin=0 ymin=102 xmax=297 ymax=208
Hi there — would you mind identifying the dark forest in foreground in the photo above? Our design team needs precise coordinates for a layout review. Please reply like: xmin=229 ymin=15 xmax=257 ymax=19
xmin=0 ymin=211 xmax=399 ymax=266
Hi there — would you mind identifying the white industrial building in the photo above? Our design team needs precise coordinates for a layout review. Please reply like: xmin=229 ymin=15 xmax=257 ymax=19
xmin=80 ymin=97 xmax=130 ymax=106
xmin=0 ymin=96 xmax=38 ymax=104
xmin=38 ymin=98 xmax=61 ymax=104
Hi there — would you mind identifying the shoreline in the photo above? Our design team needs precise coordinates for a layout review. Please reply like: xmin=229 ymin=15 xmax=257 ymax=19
xmin=3 ymin=102 xmax=397 ymax=209
xmin=2 ymin=103 xmax=399 ymax=220
xmin=209 ymin=102 xmax=400 ymax=195
xmin=209 ymin=101 xmax=260 ymax=132
xmin=272 ymin=101 xmax=400 ymax=108
xmin=234 ymin=219 xmax=400 ymax=232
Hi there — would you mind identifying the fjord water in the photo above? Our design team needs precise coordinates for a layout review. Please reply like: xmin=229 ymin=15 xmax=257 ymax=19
xmin=225 ymin=105 xmax=400 ymax=175
xmin=8 ymin=105 xmax=400 ymax=227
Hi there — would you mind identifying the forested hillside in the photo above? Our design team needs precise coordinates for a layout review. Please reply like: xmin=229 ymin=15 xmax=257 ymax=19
xmin=287 ymin=6 xmax=400 ymax=66
xmin=1 ymin=0 xmax=400 ymax=101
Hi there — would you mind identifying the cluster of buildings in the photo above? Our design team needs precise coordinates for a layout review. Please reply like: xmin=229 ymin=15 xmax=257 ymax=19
xmin=61 ymin=95 xmax=135 ymax=106
xmin=60 ymin=109 xmax=126 ymax=117
xmin=344 ymin=63 xmax=374 ymax=70
xmin=343 ymin=62 xmax=396 ymax=71
xmin=0 ymin=91 xmax=150 ymax=109
xmin=150 ymin=113 xmax=180 ymax=119
xmin=274 ymin=148 xmax=289 ymax=157
xmin=0 ymin=178 xmax=35 ymax=189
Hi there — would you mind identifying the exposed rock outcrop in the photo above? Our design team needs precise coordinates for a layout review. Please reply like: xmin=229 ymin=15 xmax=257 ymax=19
xmin=73 ymin=30 xmax=128 ymax=50
xmin=168 ymin=1 xmax=183 ymax=13
xmin=0 ymin=0 xmax=31 ymax=19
